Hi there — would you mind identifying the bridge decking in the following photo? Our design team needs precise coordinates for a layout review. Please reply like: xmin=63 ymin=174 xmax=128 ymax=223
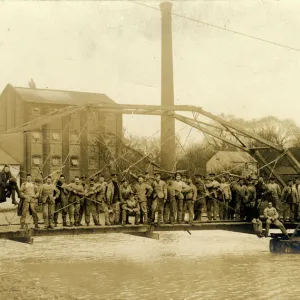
xmin=0 ymin=221 xmax=298 ymax=243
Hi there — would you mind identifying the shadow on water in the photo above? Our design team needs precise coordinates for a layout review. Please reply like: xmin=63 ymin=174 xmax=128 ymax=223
xmin=0 ymin=231 xmax=299 ymax=300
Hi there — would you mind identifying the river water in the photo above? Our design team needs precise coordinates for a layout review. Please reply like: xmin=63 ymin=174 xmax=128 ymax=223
xmin=0 ymin=230 xmax=299 ymax=300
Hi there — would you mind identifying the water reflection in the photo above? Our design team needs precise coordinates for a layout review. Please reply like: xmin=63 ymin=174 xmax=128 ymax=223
xmin=0 ymin=231 xmax=299 ymax=300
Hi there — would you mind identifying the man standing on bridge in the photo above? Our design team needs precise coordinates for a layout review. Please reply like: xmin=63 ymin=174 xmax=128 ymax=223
xmin=205 ymin=174 xmax=220 ymax=221
xmin=193 ymin=174 xmax=206 ymax=222
xmin=163 ymin=176 xmax=176 ymax=224
xmin=39 ymin=176 xmax=60 ymax=229
xmin=281 ymin=179 xmax=298 ymax=222
xmin=183 ymin=176 xmax=197 ymax=224
xmin=67 ymin=176 xmax=85 ymax=227
xmin=133 ymin=174 xmax=153 ymax=224
xmin=54 ymin=174 xmax=69 ymax=227
xmin=264 ymin=201 xmax=288 ymax=238
xmin=19 ymin=173 xmax=40 ymax=229
xmin=151 ymin=172 xmax=167 ymax=225
xmin=106 ymin=173 xmax=122 ymax=225
xmin=173 ymin=172 xmax=191 ymax=224
xmin=95 ymin=174 xmax=110 ymax=226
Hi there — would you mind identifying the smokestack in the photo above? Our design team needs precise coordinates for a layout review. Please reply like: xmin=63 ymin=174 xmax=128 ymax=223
xmin=160 ymin=1 xmax=176 ymax=172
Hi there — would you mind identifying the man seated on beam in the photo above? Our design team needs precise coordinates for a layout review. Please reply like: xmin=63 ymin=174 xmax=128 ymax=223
xmin=263 ymin=201 xmax=288 ymax=238
xmin=121 ymin=191 xmax=141 ymax=225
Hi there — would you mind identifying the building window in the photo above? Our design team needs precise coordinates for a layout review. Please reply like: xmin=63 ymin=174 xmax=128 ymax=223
xmin=32 ymin=132 xmax=41 ymax=142
xmin=70 ymin=132 xmax=80 ymax=144
xmin=32 ymin=155 xmax=42 ymax=167
xmin=70 ymin=156 xmax=79 ymax=168
xmin=52 ymin=132 xmax=60 ymax=142
xmin=51 ymin=156 xmax=61 ymax=167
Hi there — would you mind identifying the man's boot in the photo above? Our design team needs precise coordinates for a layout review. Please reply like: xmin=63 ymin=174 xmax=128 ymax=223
xmin=35 ymin=224 xmax=40 ymax=229
xmin=62 ymin=216 xmax=67 ymax=227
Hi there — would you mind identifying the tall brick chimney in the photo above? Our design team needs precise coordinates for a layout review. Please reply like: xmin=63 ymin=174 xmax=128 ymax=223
xmin=160 ymin=1 xmax=176 ymax=172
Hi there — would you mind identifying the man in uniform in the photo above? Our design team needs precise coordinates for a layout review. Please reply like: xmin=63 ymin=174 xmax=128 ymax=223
xmin=39 ymin=176 xmax=60 ymax=229
xmin=281 ymin=179 xmax=298 ymax=222
xmin=183 ymin=176 xmax=197 ymax=224
xmin=193 ymin=174 xmax=206 ymax=222
xmin=78 ymin=176 xmax=87 ymax=226
xmin=295 ymin=177 xmax=300 ymax=221
xmin=121 ymin=191 xmax=140 ymax=225
xmin=205 ymin=174 xmax=220 ymax=221
xmin=120 ymin=179 xmax=134 ymax=224
xmin=151 ymin=172 xmax=167 ymax=224
xmin=95 ymin=174 xmax=110 ymax=226
xmin=267 ymin=177 xmax=282 ymax=214
xmin=106 ymin=173 xmax=122 ymax=225
xmin=67 ymin=176 xmax=85 ymax=226
xmin=234 ymin=179 xmax=247 ymax=220
xmin=264 ymin=201 xmax=288 ymax=238
xmin=54 ymin=174 xmax=69 ymax=227
xmin=133 ymin=174 xmax=153 ymax=224
xmin=244 ymin=178 xmax=257 ymax=222
xmin=218 ymin=177 xmax=232 ymax=220
xmin=144 ymin=172 xmax=154 ymax=222
xmin=19 ymin=173 xmax=40 ymax=229
xmin=84 ymin=178 xmax=100 ymax=226
xmin=163 ymin=176 xmax=176 ymax=224
xmin=173 ymin=172 xmax=191 ymax=224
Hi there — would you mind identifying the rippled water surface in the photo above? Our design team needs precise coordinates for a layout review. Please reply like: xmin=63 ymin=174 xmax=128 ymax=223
xmin=0 ymin=230 xmax=299 ymax=300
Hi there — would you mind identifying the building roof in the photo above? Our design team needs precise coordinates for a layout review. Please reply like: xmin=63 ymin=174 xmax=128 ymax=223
xmin=0 ymin=148 xmax=20 ymax=165
xmin=12 ymin=86 xmax=116 ymax=106
xmin=208 ymin=151 xmax=257 ymax=164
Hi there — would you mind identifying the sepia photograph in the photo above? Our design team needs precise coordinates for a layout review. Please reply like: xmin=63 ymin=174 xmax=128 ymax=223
xmin=0 ymin=0 xmax=300 ymax=299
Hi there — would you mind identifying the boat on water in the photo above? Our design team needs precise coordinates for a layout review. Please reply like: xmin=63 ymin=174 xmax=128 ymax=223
xmin=269 ymin=227 xmax=300 ymax=254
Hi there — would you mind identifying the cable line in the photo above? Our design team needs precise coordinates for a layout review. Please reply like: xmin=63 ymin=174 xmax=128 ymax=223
xmin=128 ymin=0 xmax=300 ymax=53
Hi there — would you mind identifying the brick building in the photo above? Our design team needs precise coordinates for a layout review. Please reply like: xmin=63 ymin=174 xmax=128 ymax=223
xmin=0 ymin=84 xmax=122 ymax=182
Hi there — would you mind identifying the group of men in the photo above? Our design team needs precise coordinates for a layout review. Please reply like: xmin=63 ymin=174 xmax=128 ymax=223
xmin=0 ymin=163 xmax=298 ymax=237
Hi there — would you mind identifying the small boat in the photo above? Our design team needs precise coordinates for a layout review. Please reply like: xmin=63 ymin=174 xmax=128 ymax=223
xmin=269 ymin=225 xmax=300 ymax=253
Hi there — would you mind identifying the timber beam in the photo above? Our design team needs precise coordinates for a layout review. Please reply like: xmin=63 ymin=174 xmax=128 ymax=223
xmin=254 ymin=151 xmax=286 ymax=186
xmin=91 ymin=104 xmax=283 ymax=151
xmin=174 ymin=114 xmax=249 ymax=152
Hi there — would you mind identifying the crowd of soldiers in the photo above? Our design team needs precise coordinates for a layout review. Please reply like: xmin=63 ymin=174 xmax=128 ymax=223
xmin=0 ymin=164 xmax=298 ymax=237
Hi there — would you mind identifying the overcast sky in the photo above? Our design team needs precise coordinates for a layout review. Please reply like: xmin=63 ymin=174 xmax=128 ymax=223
xmin=0 ymin=0 xmax=300 ymax=145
